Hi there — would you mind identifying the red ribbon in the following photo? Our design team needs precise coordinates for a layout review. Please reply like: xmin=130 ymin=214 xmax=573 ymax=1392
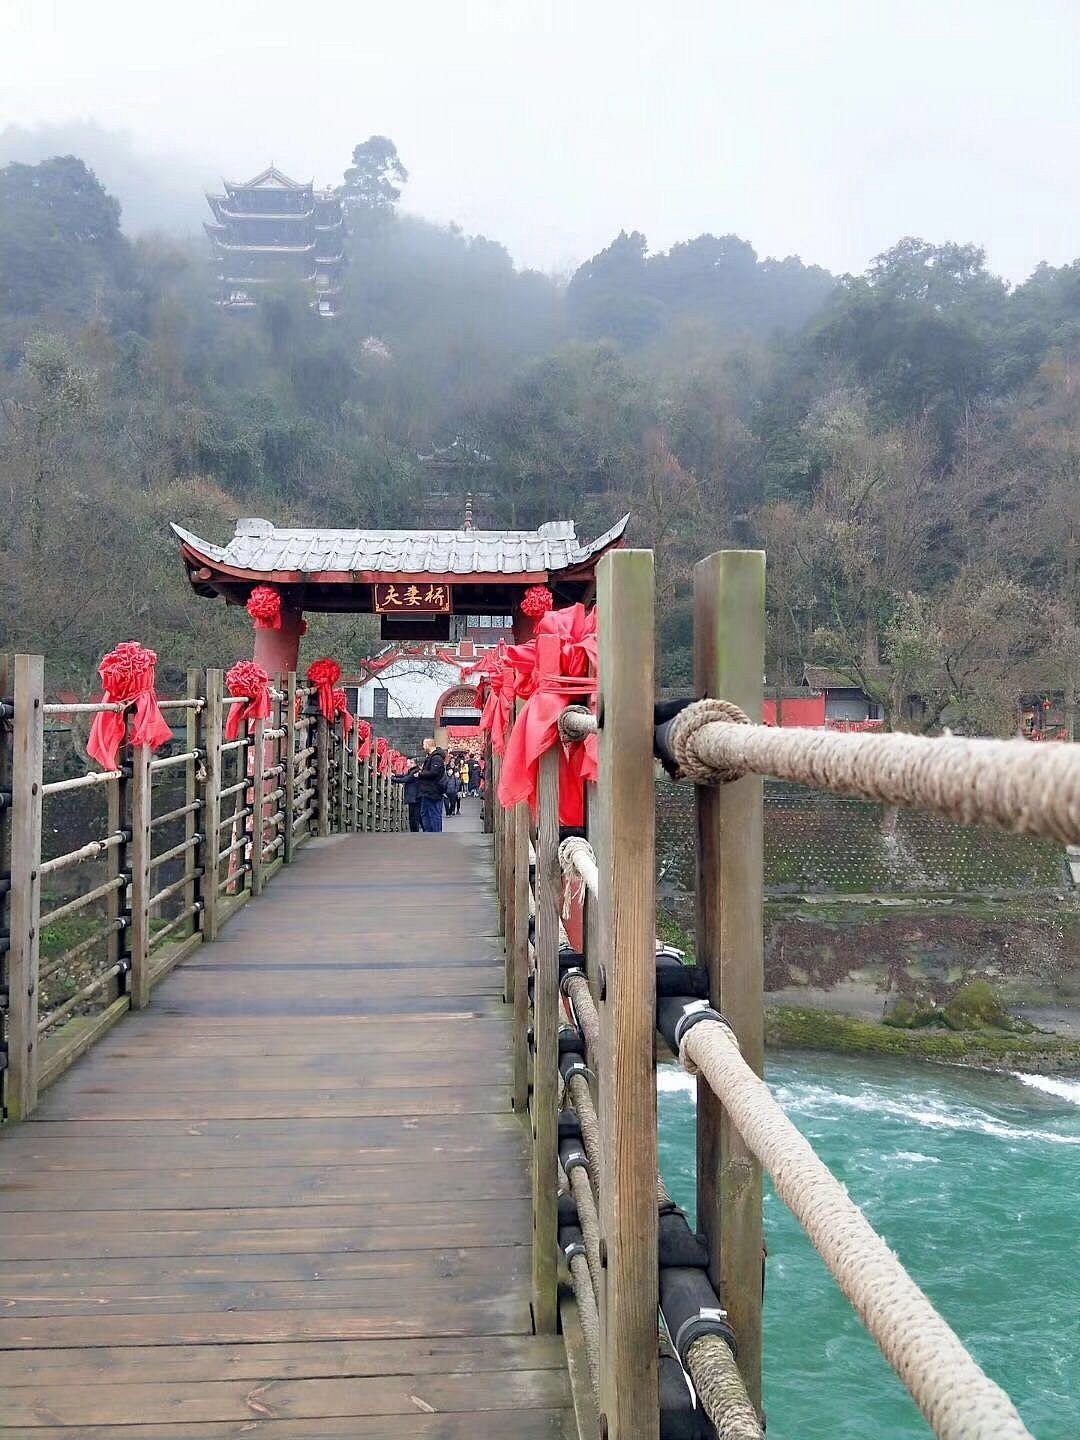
xmin=376 ymin=736 xmax=392 ymax=776
xmin=307 ymin=657 xmax=342 ymax=723
xmin=224 ymin=661 xmax=272 ymax=742
xmin=87 ymin=642 xmax=173 ymax=770
xmin=356 ymin=719 xmax=373 ymax=760
xmin=331 ymin=687 xmax=354 ymax=735
xmin=497 ymin=605 xmax=598 ymax=826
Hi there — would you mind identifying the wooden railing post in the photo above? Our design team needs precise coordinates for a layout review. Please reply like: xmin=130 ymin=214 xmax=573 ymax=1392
xmin=184 ymin=668 xmax=201 ymax=933
xmin=593 ymin=549 xmax=659 ymax=1440
xmin=283 ymin=673 xmax=297 ymax=862
xmin=511 ymin=796 xmax=530 ymax=1115
xmin=7 ymin=654 xmax=44 ymax=1119
xmin=501 ymin=715 xmax=516 ymax=1001
xmin=200 ymin=670 xmax=223 ymax=939
xmin=359 ymin=745 xmax=369 ymax=832
xmin=694 ymin=548 xmax=766 ymax=1413
xmin=250 ymin=711 xmax=266 ymax=896
xmin=316 ymin=713 xmax=330 ymax=838
xmin=531 ymin=635 xmax=562 ymax=1336
xmin=128 ymin=740 xmax=153 ymax=1011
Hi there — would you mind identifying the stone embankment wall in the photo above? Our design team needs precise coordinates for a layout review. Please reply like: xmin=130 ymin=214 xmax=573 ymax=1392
xmin=656 ymin=779 xmax=1080 ymax=1009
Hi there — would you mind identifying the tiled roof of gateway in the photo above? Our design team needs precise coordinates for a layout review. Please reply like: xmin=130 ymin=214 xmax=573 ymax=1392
xmin=172 ymin=515 xmax=629 ymax=577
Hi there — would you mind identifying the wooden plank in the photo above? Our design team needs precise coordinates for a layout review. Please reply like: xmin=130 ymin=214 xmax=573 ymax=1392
xmin=9 ymin=1411 xmax=575 ymax=1440
xmin=693 ymin=547 xmax=765 ymax=1414
xmin=0 ymin=1332 xmax=568 ymax=1386
xmin=7 ymin=652 xmax=45 ymax=1119
xmin=1 ymin=1368 xmax=571 ymax=1428
xmin=0 ymin=1295 xmax=533 ymax=1349
xmin=532 ymin=724 xmax=561 ymax=1334
xmin=593 ymin=548 xmax=659 ymax=1440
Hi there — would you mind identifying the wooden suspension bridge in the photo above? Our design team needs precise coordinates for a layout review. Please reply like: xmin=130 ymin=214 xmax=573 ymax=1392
xmin=1 ymin=547 xmax=1072 ymax=1439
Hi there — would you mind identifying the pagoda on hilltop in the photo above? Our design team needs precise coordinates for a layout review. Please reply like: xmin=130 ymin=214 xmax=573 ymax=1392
xmin=205 ymin=166 xmax=345 ymax=316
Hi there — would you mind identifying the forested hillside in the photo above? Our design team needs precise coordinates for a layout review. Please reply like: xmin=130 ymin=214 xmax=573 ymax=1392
xmin=1 ymin=139 xmax=1077 ymax=732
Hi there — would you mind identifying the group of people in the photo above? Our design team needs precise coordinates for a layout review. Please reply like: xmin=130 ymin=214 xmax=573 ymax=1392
xmin=391 ymin=738 xmax=485 ymax=833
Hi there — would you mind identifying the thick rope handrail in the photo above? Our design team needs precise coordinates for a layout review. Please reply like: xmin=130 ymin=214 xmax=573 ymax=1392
xmin=559 ymin=835 xmax=599 ymax=900
xmin=558 ymin=704 xmax=599 ymax=743
xmin=678 ymin=1018 xmax=1034 ymax=1440
xmin=667 ymin=700 xmax=1080 ymax=843
xmin=685 ymin=1335 xmax=764 ymax=1440
xmin=564 ymin=971 xmax=600 ymax=1053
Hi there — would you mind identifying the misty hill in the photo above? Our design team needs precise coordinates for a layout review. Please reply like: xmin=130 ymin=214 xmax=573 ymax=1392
xmin=0 ymin=147 xmax=1078 ymax=729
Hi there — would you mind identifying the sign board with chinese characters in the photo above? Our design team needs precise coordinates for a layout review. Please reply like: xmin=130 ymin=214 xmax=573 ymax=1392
xmin=373 ymin=582 xmax=453 ymax=614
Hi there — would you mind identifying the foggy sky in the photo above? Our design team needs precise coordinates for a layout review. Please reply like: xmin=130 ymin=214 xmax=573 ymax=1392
xmin=5 ymin=0 xmax=1079 ymax=282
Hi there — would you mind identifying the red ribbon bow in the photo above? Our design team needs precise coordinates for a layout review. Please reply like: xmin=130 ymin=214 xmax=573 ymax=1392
xmin=224 ymin=661 xmax=272 ymax=741
xmin=376 ymin=736 xmax=393 ymax=776
xmin=307 ymin=657 xmax=342 ymax=723
xmin=246 ymin=585 xmax=282 ymax=630
xmin=497 ymin=604 xmax=598 ymax=826
xmin=87 ymin=642 xmax=173 ymax=770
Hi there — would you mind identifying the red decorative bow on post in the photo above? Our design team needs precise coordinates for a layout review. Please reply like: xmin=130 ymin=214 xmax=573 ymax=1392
xmin=476 ymin=643 xmax=521 ymax=756
xmin=307 ymin=657 xmax=342 ymax=723
xmin=224 ymin=661 xmax=272 ymax=741
xmin=497 ymin=604 xmax=598 ymax=826
xmin=246 ymin=585 xmax=282 ymax=630
xmin=87 ymin=642 xmax=173 ymax=770
xmin=356 ymin=719 xmax=373 ymax=760
xmin=376 ymin=736 xmax=392 ymax=776
xmin=331 ymin=687 xmax=354 ymax=735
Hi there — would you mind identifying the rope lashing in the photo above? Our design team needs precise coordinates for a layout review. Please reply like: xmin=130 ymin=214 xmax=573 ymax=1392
xmin=677 ymin=1017 xmax=1035 ymax=1440
xmin=669 ymin=698 xmax=752 ymax=784
xmin=666 ymin=699 xmax=1080 ymax=844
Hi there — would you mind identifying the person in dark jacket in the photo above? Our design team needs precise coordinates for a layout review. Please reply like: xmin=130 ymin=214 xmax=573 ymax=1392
xmin=391 ymin=758 xmax=423 ymax=832
xmin=444 ymin=768 xmax=461 ymax=817
xmin=468 ymin=758 xmax=481 ymax=795
xmin=416 ymin=738 xmax=446 ymax=833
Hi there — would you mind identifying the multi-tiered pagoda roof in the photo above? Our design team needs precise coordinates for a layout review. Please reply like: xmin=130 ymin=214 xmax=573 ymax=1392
xmin=205 ymin=166 xmax=345 ymax=316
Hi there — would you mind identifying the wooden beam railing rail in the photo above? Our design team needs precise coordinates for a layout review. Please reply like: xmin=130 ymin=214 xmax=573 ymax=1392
xmin=489 ymin=547 xmax=1046 ymax=1440
xmin=0 ymin=661 xmax=404 ymax=1122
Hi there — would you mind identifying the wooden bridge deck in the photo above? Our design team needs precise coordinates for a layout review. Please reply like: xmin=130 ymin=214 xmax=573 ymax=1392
xmin=0 ymin=805 xmax=573 ymax=1438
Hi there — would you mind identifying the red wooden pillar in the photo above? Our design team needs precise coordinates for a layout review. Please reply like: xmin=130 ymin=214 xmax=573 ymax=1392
xmin=253 ymin=603 xmax=304 ymax=676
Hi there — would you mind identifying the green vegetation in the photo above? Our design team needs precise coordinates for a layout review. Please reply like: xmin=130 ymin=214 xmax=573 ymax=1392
xmin=767 ymin=1006 xmax=1080 ymax=1071
xmin=0 ymin=137 xmax=1078 ymax=723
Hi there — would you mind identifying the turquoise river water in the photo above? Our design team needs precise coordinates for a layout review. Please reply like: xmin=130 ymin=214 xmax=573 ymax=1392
xmin=657 ymin=1053 xmax=1080 ymax=1439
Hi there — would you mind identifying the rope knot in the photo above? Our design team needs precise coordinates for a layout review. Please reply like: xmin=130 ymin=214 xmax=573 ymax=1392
xmin=669 ymin=698 xmax=752 ymax=784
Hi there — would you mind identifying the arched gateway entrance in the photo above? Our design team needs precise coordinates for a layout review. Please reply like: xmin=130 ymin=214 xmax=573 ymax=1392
xmin=171 ymin=513 xmax=629 ymax=670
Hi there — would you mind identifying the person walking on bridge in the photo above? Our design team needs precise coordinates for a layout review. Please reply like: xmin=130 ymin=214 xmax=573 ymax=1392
xmin=417 ymin=737 xmax=446 ymax=833
xmin=391 ymin=756 xmax=423 ymax=832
